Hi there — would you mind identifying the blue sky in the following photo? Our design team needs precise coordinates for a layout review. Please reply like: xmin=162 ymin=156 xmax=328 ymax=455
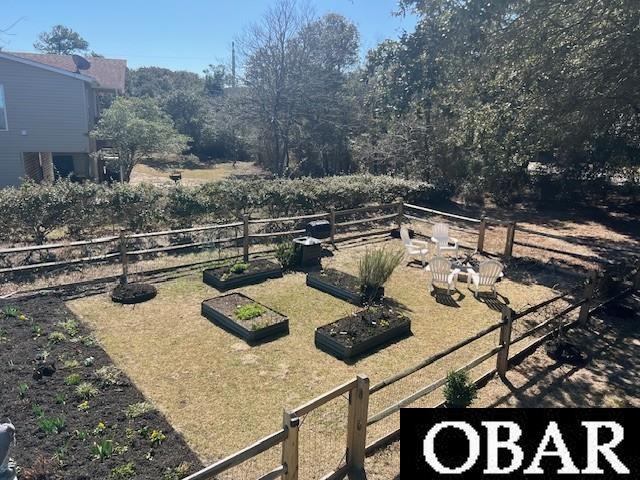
xmin=2 ymin=0 xmax=417 ymax=73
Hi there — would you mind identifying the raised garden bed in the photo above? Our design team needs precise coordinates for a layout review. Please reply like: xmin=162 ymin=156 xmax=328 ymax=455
xmin=0 ymin=297 xmax=202 ymax=480
xmin=315 ymin=307 xmax=411 ymax=360
xmin=111 ymin=283 xmax=157 ymax=304
xmin=201 ymin=293 xmax=289 ymax=344
xmin=307 ymin=268 xmax=376 ymax=306
xmin=203 ymin=259 xmax=283 ymax=291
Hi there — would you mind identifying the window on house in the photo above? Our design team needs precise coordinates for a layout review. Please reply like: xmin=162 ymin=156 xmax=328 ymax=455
xmin=0 ymin=85 xmax=7 ymax=130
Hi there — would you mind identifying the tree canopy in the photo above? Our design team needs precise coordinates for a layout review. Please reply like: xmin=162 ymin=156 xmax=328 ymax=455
xmin=110 ymin=0 xmax=639 ymax=203
xmin=91 ymin=97 xmax=190 ymax=182
xmin=33 ymin=25 xmax=89 ymax=55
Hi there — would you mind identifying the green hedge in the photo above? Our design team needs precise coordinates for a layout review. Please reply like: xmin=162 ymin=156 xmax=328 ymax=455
xmin=0 ymin=175 xmax=437 ymax=244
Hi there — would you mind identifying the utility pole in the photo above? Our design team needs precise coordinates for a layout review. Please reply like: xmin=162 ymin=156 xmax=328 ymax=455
xmin=231 ymin=41 xmax=236 ymax=87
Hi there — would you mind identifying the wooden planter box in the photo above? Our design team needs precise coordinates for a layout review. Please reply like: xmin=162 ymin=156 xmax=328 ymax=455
xmin=315 ymin=310 xmax=411 ymax=361
xmin=203 ymin=259 xmax=283 ymax=291
xmin=201 ymin=293 xmax=289 ymax=344
xmin=306 ymin=269 xmax=366 ymax=306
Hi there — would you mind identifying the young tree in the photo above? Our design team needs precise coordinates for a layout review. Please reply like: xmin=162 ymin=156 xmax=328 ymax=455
xmin=34 ymin=25 xmax=89 ymax=54
xmin=91 ymin=97 xmax=190 ymax=182
xmin=239 ymin=0 xmax=359 ymax=176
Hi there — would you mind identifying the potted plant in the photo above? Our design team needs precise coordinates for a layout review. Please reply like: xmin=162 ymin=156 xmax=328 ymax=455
xmin=443 ymin=371 xmax=477 ymax=408
xmin=358 ymin=248 xmax=404 ymax=303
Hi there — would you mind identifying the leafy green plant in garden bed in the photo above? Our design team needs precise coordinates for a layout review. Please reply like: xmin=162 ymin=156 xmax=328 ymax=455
xmin=234 ymin=303 xmax=266 ymax=321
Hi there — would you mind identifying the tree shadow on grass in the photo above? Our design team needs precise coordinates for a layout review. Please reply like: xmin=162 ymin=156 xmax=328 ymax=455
xmin=485 ymin=296 xmax=640 ymax=408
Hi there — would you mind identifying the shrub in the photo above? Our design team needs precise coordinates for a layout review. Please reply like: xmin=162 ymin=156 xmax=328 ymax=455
xmin=443 ymin=370 xmax=477 ymax=408
xmin=125 ymin=401 xmax=156 ymax=419
xmin=163 ymin=463 xmax=192 ymax=480
xmin=110 ymin=462 xmax=136 ymax=479
xmin=65 ymin=373 xmax=82 ymax=386
xmin=0 ymin=175 xmax=436 ymax=244
xmin=57 ymin=319 xmax=80 ymax=337
xmin=234 ymin=303 xmax=266 ymax=321
xmin=275 ymin=242 xmax=300 ymax=270
xmin=358 ymin=248 xmax=404 ymax=289
xmin=47 ymin=332 xmax=67 ymax=344
xmin=75 ymin=382 xmax=99 ymax=399
xmin=94 ymin=365 xmax=126 ymax=387
xmin=229 ymin=262 xmax=249 ymax=274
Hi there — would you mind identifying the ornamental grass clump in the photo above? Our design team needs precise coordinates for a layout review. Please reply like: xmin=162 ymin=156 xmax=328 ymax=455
xmin=358 ymin=248 xmax=404 ymax=290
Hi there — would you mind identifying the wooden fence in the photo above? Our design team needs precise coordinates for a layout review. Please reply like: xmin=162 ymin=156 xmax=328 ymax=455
xmin=184 ymin=262 xmax=639 ymax=479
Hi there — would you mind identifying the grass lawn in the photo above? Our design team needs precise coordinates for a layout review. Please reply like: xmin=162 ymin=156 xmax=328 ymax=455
xmin=131 ymin=160 xmax=265 ymax=185
xmin=67 ymin=238 xmax=560 ymax=478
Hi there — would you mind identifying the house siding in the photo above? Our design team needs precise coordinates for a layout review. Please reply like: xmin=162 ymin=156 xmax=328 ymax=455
xmin=0 ymin=56 xmax=92 ymax=187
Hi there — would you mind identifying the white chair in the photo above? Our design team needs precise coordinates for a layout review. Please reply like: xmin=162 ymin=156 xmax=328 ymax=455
xmin=400 ymin=226 xmax=430 ymax=266
xmin=431 ymin=223 xmax=459 ymax=257
xmin=467 ymin=260 xmax=503 ymax=297
xmin=426 ymin=256 xmax=460 ymax=294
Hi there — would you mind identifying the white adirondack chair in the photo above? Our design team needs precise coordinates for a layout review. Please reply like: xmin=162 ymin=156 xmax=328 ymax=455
xmin=431 ymin=223 xmax=459 ymax=257
xmin=425 ymin=256 xmax=460 ymax=294
xmin=400 ymin=226 xmax=430 ymax=266
xmin=467 ymin=260 xmax=503 ymax=297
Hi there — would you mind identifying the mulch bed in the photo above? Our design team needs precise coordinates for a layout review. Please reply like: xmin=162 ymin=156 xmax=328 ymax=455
xmin=0 ymin=296 xmax=202 ymax=480
xmin=202 ymin=259 xmax=283 ymax=290
xmin=315 ymin=306 xmax=411 ymax=360
xmin=201 ymin=293 xmax=289 ymax=344
xmin=111 ymin=283 xmax=157 ymax=304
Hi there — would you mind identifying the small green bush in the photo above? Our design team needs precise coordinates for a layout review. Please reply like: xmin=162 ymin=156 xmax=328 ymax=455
xmin=75 ymin=382 xmax=98 ymax=399
xmin=57 ymin=318 xmax=80 ymax=337
xmin=163 ymin=463 xmax=192 ymax=480
xmin=234 ymin=303 xmax=266 ymax=321
xmin=443 ymin=370 xmax=477 ymax=408
xmin=94 ymin=365 xmax=125 ymax=387
xmin=110 ymin=462 xmax=136 ymax=479
xmin=358 ymin=248 xmax=404 ymax=289
xmin=47 ymin=331 xmax=67 ymax=344
xmin=125 ymin=401 xmax=156 ymax=419
xmin=65 ymin=373 xmax=82 ymax=386
xmin=229 ymin=262 xmax=249 ymax=274
xmin=275 ymin=242 xmax=300 ymax=270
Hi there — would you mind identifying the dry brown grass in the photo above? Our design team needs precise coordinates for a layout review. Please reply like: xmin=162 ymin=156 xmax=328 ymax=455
xmin=131 ymin=160 xmax=264 ymax=185
xmin=67 ymin=238 xmax=560 ymax=478
xmin=363 ymin=293 xmax=640 ymax=479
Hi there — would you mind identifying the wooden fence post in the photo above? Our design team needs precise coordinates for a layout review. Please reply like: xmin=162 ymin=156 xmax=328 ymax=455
xmin=496 ymin=307 xmax=513 ymax=377
xmin=396 ymin=198 xmax=404 ymax=230
xmin=346 ymin=374 xmax=369 ymax=478
xmin=119 ymin=230 xmax=128 ymax=285
xmin=503 ymin=222 xmax=516 ymax=260
xmin=242 ymin=214 xmax=249 ymax=263
xmin=329 ymin=207 xmax=336 ymax=247
xmin=477 ymin=216 xmax=487 ymax=253
xmin=281 ymin=410 xmax=299 ymax=480
xmin=578 ymin=270 xmax=598 ymax=325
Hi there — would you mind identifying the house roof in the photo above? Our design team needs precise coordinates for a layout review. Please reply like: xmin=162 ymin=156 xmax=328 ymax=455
xmin=1 ymin=51 xmax=127 ymax=92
